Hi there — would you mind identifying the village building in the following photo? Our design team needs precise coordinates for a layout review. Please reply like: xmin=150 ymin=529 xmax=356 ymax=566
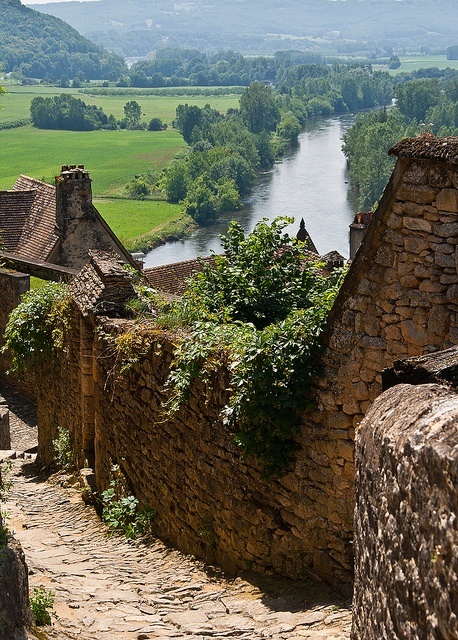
xmin=0 ymin=165 xmax=136 ymax=274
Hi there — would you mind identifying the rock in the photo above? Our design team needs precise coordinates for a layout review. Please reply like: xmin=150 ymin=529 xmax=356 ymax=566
xmin=0 ymin=537 xmax=33 ymax=639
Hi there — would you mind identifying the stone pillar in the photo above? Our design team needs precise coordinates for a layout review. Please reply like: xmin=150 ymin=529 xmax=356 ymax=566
xmin=0 ymin=538 xmax=33 ymax=638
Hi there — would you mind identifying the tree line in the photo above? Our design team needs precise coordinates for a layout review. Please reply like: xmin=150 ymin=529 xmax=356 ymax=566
xmin=30 ymin=95 xmax=165 ymax=132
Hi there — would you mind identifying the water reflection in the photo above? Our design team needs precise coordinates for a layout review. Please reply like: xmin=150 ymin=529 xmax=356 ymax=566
xmin=144 ymin=114 xmax=358 ymax=268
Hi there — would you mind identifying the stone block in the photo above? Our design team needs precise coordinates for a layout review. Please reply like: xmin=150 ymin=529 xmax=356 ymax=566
xmin=436 ymin=188 xmax=458 ymax=212
xmin=374 ymin=246 xmax=394 ymax=267
xmin=403 ymin=236 xmax=430 ymax=254
xmin=403 ymin=164 xmax=430 ymax=185
xmin=434 ymin=221 xmax=458 ymax=237
xmin=396 ymin=184 xmax=438 ymax=204
xmin=402 ymin=216 xmax=432 ymax=232
xmin=434 ymin=252 xmax=456 ymax=268
xmin=400 ymin=320 xmax=428 ymax=347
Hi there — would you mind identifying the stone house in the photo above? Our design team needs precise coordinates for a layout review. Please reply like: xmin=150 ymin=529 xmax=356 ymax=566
xmin=0 ymin=164 xmax=136 ymax=271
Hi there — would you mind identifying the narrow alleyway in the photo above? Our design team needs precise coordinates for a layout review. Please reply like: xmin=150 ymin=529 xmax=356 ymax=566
xmin=2 ymin=384 xmax=352 ymax=640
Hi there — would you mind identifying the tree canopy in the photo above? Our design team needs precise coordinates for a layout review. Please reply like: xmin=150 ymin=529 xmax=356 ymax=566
xmin=30 ymin=94 xmax=110 ymax=130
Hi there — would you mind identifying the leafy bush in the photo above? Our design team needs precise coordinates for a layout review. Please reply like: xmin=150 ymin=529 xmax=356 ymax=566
xmin=162 ymin=217 xmax=346 ymax=475
xmin=30 ymin=587 xmax=56 ymax=626
xmin=2 ymin=282 xmax=71 ymax=373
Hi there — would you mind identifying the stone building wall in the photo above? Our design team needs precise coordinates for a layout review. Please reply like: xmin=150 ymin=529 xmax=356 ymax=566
xmin=300 ymin=138 xmax=458 ymax=586
xmin=352 ymin=383 xmax=458 ymax=639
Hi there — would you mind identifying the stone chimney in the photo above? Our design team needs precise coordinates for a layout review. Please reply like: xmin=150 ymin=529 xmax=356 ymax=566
xmin=349 ymin=210 xmax=374 ymax=261
xmin=55 ymin=164 xmax=93 ymax=232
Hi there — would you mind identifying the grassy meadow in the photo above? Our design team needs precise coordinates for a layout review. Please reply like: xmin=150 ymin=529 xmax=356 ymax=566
xmin=0 ymin=85 xmax=242 ymax=128
xmin=0 ymin=85 xmax=241 ymax=244
xmin=94 ymin=198 xmax=184 ymax=249
xmin=0 ymin=125 xmax=186 ymax=194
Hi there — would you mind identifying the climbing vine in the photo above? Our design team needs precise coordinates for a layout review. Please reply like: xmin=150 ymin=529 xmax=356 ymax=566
xmin=2 ymin=282 xmax=72 ymax=373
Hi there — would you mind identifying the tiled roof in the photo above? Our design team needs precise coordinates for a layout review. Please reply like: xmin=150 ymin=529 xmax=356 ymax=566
xmin=0 ymin=190 xmax=34 ymax=251
xmin=144 ymin=246 xmax=333 ymax=296
xmin=389 ymin=136 xmax=458 ymax=164
xmin=144 ymin=256 xmax=216 ymax=296
xmin=13 ymin=175 xmax=59 ymax=261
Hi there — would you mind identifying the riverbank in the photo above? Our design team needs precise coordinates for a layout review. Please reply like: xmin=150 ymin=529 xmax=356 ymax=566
xmin=126 ymin=213 xmax=196 ymax=253
xmin=144 ymin=114 xmax=358 ymax=268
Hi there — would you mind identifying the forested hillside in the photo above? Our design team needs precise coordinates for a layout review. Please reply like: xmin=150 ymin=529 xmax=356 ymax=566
xmin=0 ymin=0 xmax=126 ymax=80
xmin=30 ymin=0 xmax=458 ymax=57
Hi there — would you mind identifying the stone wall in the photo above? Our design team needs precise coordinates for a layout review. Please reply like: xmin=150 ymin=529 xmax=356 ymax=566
xmin=300 ymin=138 xmax=458 ymax=586
xmin=352 ymin=383 xmax=458 ymax=639
xmin=3 ymin=138 xmax=458 ymax=592
xmin=0 ymin=396 xmax=10 ymax=451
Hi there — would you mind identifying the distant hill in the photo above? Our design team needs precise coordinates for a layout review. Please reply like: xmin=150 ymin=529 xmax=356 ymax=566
xmin=0 ymin=0 xmax=126 ymax=79
xmin=27 ymin=0 xmax=458 ymax=57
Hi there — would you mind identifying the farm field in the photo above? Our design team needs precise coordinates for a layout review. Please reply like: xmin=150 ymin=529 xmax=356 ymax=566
xmin=0 ymin=85 xmax=242 ymax=127
xmin=0 ymin=85 xmax=241 ymax=245
xmin=0 ymin=125 xmax=186 ymax=195
xmin=0 ymin=85 xmax=241 ymax=194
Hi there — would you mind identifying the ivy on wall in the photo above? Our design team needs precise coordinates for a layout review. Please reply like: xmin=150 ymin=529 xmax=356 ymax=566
xmin=2 ymin=282 xmax=71 ymax=373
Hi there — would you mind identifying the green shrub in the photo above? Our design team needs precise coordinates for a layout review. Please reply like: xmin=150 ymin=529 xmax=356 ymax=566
xmin=30 ymin=587 xmax=56 ymax=626
xmin=101 ymin=467 xmax=155 ymax=539
xmin=161 ymin=217 xmax=346 ymax=476
xmin=52 ymin=427 xmax=73 ymax=469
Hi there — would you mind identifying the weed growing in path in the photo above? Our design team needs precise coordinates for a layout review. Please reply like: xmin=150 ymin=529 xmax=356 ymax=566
xmin=30 ymin=587 xmax=57 ymax=626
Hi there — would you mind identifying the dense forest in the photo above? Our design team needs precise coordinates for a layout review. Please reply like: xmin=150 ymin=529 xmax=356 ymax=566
xmin=31 ymin=0 xmax=458 ymax=58
xmin=0 ymin=0 xmax=126 ymax=80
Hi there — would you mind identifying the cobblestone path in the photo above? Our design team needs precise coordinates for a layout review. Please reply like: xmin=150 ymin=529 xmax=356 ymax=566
xmin=3 ymin=384 xmax=352 ymax=640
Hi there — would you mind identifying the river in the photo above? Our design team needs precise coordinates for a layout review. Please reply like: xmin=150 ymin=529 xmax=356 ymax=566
xmin=144 ymin=113 xmax=358 ymax=268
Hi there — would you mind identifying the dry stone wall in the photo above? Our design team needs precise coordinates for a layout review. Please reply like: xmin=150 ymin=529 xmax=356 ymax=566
xmin=3 ymin=139 xmax=458 ymax=592
xmin=352 ymin=383 xmax=458 ymax=639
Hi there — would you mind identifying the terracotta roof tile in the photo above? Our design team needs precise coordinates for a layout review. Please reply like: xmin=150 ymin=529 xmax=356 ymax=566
xmin=13 ymin=175 xmax=59 ymax=261
xmin=0 ymin=190 xmax=34 ymax=251
xmin=144 ymin=256 xmax=216 ymax=295
xmin=144 ymin=246 xmax=330 ymax=296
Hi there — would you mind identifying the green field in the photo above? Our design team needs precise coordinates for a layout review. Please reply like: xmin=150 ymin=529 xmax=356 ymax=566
xmin=0 ymin=85 xmax=240 ymax=195
xmin=0 ymin=85 xmax=242 ymax=127
xmin=0 ymin=86 xmax=241 ymax=246
xmin=0 ymin=125 xmax=186 ymax=195
xmin=94 ymin=198 xmax=183 ymax=248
